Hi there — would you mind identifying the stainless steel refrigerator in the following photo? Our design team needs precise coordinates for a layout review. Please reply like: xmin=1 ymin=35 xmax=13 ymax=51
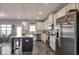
xmin=56 ymin=11 xmax=79 ymax=55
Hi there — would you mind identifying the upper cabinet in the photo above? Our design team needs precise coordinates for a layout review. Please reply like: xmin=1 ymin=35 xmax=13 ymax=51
xmin=75 ymin=3 xmax=79 ymax=11
xmin=44 ymin=3 xmax=77 ymax=30
xmin=44 ymin=19 xmax=49 ymax=30
xmin=53 ymin=14 xmax=57 ymax=29
xmin=44 ymin=13 xmax=53 ymax=30
xmin=36 ymin=22 xmax=44 ymax=30
xmin=48 ymin=14 xmax=53 ymax=24
xmin=65 ymin=3 xmax=76 ymax=12
xmin=56 ymin=7 xmax=66 ymax=19
xmin=22 ymin=21 xmax=29 ymax=33
xmin=53 ymin=3 xmax=76 ymax=29
xmin=55 ymin=4 xmax=76 ymax=19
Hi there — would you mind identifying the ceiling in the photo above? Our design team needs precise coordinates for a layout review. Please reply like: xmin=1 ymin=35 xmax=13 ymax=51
xmin=0 ymin=3 xmax=68 ymax=21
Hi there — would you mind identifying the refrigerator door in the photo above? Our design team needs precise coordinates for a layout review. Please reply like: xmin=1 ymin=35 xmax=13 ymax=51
xmin=56 ymin=12 xmax=76 ymax=55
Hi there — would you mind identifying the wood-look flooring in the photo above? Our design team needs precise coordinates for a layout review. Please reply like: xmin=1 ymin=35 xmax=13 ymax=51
xmin=0 ymin=41 xmax=55 ymax=55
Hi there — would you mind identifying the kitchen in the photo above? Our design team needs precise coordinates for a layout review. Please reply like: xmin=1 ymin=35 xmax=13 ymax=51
xmin=0 ymin=3 xmax=79 ymax=55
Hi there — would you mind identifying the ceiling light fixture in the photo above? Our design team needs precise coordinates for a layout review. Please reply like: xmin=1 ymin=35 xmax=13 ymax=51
xmin=17 ymin=16 xmax=21 ymax=19
xmin=0 ymin=13 xmax=6 ymax=17
xmin=38 ymin=11 xmax=42 ymax=15
xmin=0 ymin=16 xmax=2 ymax=19
xmin=44 ymin=3 xmax=48 ymax=6
xmin=22 ymin=22 xmax=26 ymax=26
xmin=37 ymin=17 xmax=39 ymax=19
xmin=44 ymin=3 xmax=48 ymax=4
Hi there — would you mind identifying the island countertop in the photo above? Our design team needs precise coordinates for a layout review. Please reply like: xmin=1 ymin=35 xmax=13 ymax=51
xmin=11 ymin=36 xmax=33 ymax=39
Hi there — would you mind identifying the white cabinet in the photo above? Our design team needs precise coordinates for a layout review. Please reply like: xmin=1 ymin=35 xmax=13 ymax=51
xmin=44 ymin=19 xmax=49 ymax=30
xmin=41 ymin=34 xmax=47 ymax=43
xmin=55 ymin=4 xmax=76 ymax=19
xmin=53 ymin=3 xmax=76 ymax=29
xmin=22 ymin=21 xmax=29 ymax=34
xmin=65 ymin=3 xmax=76 ymax=12
xmin=50 ymin=35 xmax=56 ymax=51
xmin=36 ymin=22 xmax=44 ymax=30
xmin=75 ymin=3 xmax=79 ymax=11
xmin=53 ymin=14 xmax=57 ymax=29
xmin=49 ymin=14 xmax=53 ymax=24
xmin=56 ymin=7 xmax=66 ymax=19
xmin=44 ymin=14 xmax=53 ymax=30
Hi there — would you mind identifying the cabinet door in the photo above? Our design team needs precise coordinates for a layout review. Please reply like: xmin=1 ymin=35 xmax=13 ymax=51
xmin=37 ymin=22 xmax=44 ymax=30
xmin=49 ymin=14 xmax=53 ymax=24
xmin=56 ymin=7 xmax=66 ymax=19
xmin=50 ymin=35 xmax=56 ymax=51
xmin=65 ymin=4 xmax=75 ymax=12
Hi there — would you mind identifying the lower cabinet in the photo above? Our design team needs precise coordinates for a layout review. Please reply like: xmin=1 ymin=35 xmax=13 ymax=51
xmin=22 ymin=37 xmax=33 ymax=52
xmin=49 ymin=35 xmax=56 ymax=51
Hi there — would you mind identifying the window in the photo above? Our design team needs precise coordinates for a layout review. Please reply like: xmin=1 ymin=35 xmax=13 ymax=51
xmin=6 ymin=25 xmax=11 ymax=27
xmin=7 ymin=30 xmax=11 ymax=36
xmin=7 ymin=28 xmax=11 ymax=31
xmin=1 ymin=28 xmax=6 ymax=30
xmin=1 ymin=30 xmax=6 ymax=35
xmin=1 ymin=25 xmax=6 ymax=27
xmin=0 ymin=25 xmax=11 ymax=36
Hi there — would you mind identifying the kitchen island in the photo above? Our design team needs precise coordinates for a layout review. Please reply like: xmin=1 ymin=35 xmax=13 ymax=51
xmin=11 ymin=36 xmax=33 ymax=53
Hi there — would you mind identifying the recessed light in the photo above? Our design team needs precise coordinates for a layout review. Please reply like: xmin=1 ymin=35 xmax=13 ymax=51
xmin=44 ymin=3 xmax=48 ymax=4
xmin=38 ymin=11 xmax=42 ymax=15
xmin=0 ymin=13 xmax=6 ymax=17
xmin=44 ymin=3 xmax=48 ymax=5
xmin=17 ymin=16 xmax=21 ymax=19
xmin=0 ymin=17 xmax=2 ymax=19
xmin=37 ymin=17 xmax=39 ymax=19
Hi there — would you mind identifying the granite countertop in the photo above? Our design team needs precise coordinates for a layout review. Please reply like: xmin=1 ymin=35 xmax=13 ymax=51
xmin=11 ymin=35 xmax=34 ymax=39
xmin=11 ymin=34 xmax=34 ymax=38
